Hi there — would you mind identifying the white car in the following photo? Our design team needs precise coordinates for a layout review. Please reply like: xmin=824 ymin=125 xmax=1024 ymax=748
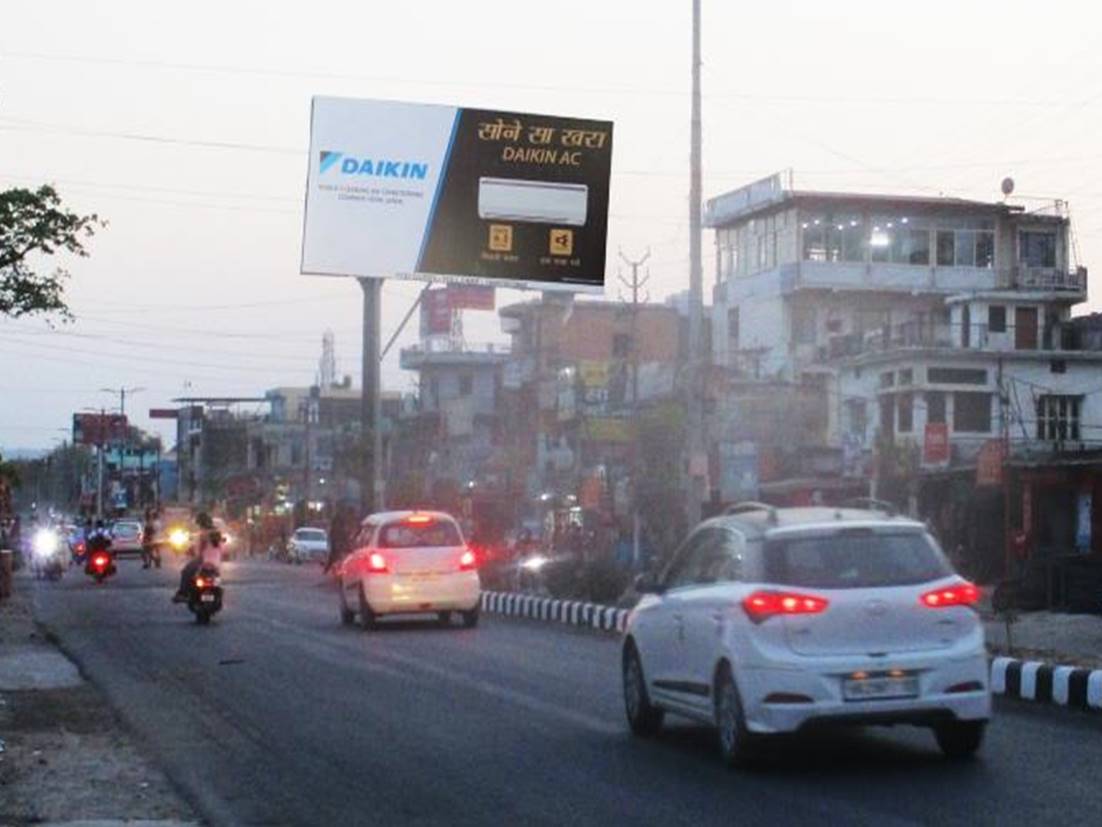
xmin=338 ymin=511 xmax=480 ymax=629
xmin=110 ymin=520 xmax=144 ymax=556
xmin=622 ymin=504 xmax=991 ymax=766
xmin=288 ymin=527 xmax=329 ymax=564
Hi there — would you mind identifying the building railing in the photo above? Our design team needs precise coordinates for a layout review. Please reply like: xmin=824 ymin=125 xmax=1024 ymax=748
xmin=998 ymin=266 xmax=1087 ymax=292
xmin=403 ymin=341 xmax=511 ymax=356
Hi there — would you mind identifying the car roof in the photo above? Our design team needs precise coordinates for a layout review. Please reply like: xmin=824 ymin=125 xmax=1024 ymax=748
xmin=704 ymin=506 xmax=925 ymax=541
xmin=361 ymin=510 xmax=457 ymax=527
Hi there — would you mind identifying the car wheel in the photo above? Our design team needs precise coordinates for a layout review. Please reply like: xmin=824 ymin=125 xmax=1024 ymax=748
xmin=934 ymin=720 xmax=985 ymax=759
xmin=715 ymin=662 xmax=755 ymax=768
xmin=339 ymin=587 xmax=355 ymax=626
xmin=357 ymin=585 xmax=377 ymax=631
xmin=460 ymin=607 xmax=479 ymax=628
xmin=622 ymin=641 xmax=664 ymax=737
xmin=437 ymin=611 xmax=452 ymax=627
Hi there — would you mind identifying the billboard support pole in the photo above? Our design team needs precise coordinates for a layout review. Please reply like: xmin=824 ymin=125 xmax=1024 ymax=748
xmin=360 ymin=277 xmax=384 ymax=514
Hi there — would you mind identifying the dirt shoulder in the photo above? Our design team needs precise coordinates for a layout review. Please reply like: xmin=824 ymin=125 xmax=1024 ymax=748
xmin=1 ymin=579 xmax=199 ymax=826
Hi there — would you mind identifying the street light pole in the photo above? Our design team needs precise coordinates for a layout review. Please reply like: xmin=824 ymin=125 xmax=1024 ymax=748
xmin=686 ymin=0 xmax=706 ymax=528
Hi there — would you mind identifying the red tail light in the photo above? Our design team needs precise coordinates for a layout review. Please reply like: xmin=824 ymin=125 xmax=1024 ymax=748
xmin=459 ymin=549 xmax=477 ymax=571
xmin=406 ymin=513 xmax=433 ymax=525
xmin=194 ymin=577 xmax=207 ymax=589
xmin=367 ymin=552 xmax=389 ymax=573
xmin=742 ymin=590 xmax=829 ymax=623
xmin=92 ymin=554 xmax=109 ymax=569
xmin=920 ymin=581 xmax=979 ymax=608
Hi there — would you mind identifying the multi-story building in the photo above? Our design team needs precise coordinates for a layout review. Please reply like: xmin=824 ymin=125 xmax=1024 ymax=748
xmin=707 ymin=172 xmax=1098 ymax=583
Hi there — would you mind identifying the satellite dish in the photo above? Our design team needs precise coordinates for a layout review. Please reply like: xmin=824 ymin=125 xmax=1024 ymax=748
xmin=1001 ymin=177 xmax=1015 ymax=197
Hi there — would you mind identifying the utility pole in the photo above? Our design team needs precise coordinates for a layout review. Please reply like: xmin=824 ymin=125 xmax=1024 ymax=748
xmin=360 ymin=277 xmax=384 ymax=514
xmin=101 ymin=386 xmax=143 ymax=513
xmin=686 ymin=0 xmax=706 ymax=527
xmin=619 ymin=248 xmax=650 ymax=568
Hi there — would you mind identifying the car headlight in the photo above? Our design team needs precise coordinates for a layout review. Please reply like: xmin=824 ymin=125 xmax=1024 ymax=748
xmin=520 ymin=555 xmax=548 ymax=572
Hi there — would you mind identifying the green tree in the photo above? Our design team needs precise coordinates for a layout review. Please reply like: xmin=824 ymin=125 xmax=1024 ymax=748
xmin=0 ymin=450 xmax=21 ymax=518
xmin=0 ymin=185 xmax=104 ymax=319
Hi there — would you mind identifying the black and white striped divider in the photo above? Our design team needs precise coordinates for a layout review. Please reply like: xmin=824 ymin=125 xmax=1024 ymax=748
xmin=991 ymin=656 xmax=1102 ymax=711
xmin=480 ymin=591 xmax=630 ymax=633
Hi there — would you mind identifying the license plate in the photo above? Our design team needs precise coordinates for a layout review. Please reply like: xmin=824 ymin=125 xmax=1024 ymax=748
xmin=200 ymin=593 xmax=216 ymax=603
xmin=843 ymin=674 xmax=918 ymax=701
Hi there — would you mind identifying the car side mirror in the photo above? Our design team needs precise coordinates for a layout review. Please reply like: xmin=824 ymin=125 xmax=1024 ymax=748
xmin=634 ymin=572 xmax=664 ymax=595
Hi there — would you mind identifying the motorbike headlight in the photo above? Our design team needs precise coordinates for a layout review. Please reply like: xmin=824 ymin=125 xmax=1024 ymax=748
xmin=33 ymin=529 xmax=59 ymax=558
xmin=169 ymin=528 xmax=189 ymax=549
xmin=521 ymin=555 xmax=548 ymax=572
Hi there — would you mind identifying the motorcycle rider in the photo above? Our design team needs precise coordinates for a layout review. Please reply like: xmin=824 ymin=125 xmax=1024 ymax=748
xmin=173 ymin=512 xmax=222 ymax=602
xmin=84 ymin=519 xmax=112 ymax=573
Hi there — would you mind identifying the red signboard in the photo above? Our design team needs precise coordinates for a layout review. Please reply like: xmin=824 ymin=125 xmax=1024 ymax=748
xmin=420 ymin=288 xmax=452 ymax=336
xmin=72 ymin=412 xmax=128 ymax=446
xmin=446 ymin=284 xmax=495 ymax=311
xmin=976 ymin=439 xmax=1006 ymax=487
xmin=923 ymin=423 xmax=950 ymax=466
xmin=148 ymin=408 xmax=179 ymax=420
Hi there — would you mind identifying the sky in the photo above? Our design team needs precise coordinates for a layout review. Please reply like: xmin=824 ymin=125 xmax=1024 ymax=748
xmin=2 ymin=0 xmax=1101 ymax=452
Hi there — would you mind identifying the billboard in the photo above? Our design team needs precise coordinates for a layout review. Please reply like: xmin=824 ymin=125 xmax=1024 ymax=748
xmin=420 ymin=288 xmax=453 ymax=337
xmin=72 ymin=412 xmax=128 ymax=446
xmin=301 ymin=97 xmax=612 ymax=293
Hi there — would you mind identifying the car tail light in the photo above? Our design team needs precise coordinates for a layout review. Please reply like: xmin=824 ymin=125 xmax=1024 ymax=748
xmin=367 ymin=552 xmax=389 ymax=573
xmin=920 ymin=581 xmax=979 ymax=609
xmin=459 ymin=549 xmax=477 ymax=571
xmin=406 ymin=514 xmax=433 ymax=524
xmin=742 ymin=590 xmax=829 ymax=623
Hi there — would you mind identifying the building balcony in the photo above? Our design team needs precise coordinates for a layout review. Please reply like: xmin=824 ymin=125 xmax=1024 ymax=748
xmin=399 ymin=341 xmax=511 ymax=370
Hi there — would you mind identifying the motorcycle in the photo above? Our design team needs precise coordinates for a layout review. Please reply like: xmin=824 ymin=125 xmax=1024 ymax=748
xmin=85 ymin=548 xmax=116 ymax=583
xmin=31 ymin=528 xmax=66 ymax=581
xmin=186 ymin=563 xmax=223 ymax=625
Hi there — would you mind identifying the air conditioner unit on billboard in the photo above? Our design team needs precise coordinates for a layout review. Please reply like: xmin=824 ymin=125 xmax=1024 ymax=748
xmin=477 ymin=178 xmax=588 ymax=227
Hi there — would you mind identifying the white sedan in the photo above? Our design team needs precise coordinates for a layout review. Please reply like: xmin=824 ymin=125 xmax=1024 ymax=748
xmin=338 ymin=511 xmax=480 ymax=629
xmin=622 ymin=504 xmax=991 ymax=766
xmin=288 ymin=527 xmax=329 ymax=564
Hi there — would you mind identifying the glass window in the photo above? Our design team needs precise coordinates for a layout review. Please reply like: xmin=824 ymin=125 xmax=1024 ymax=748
xmin=764 ymin=530 xmax=951 ymax=589
xmin=936 ymin=231 xmax=955 ymax=266
xmin=728 ymin=306 xmax=740 ymax=347
xmin=879 ymin=371 xmax=895 ymax=389
xmin=928 ymin=367 xmax=987 ymax=385
xmin=841 ymin=218 xmax=865 ymax=262
xmin=664 ymin=528 xmax=723 ymax=590
xmin=892 ymin=228 xmax=929 ymax=265
xmin=976 ymin=232 xmax=995 ymax=268
xmin=926 ymin=391 xmax=946 ymax=424
xmin=899 ymin=368 xmax=913 ymax=386
xmin=1020 ymin=231 xmax=1057 ymax=268
xmin=954 ymin=392 xmax=991 ymax=433
xmin=379 ymin=519 xmax=462 ymax=548
xmin=988 ymin=305 xmax=1006 ymax=333
xmin=955 ymin=231 xmax=976 ymax=266
xmin=898 ymin=392 xmax=914 ymax=433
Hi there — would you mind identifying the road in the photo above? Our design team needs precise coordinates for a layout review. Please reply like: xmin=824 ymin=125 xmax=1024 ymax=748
xmin=31 ymin=556 xmax=1102 ymax=826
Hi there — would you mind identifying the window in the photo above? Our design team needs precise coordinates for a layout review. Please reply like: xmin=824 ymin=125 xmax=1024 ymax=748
xmin=899 ymin=368 xmax=913 ymax=386
xmin=664 ymin=528 xmax=726 ymax=590
xmin=802 ymin=213 xmax=862 ymax=262
xmin=846 ymin=399 xmax=867 ymax=436
xmin=954 ymin=392 xmax=991 ymax=433
xmin=898 ymin=392 xmax=914 ymax=433
xmin=612 ymin=333 xmax=632 ymax=358
xmin=764 ymin=530 xmax=951 ymax=589
xmin=1020 ymin=231 xmax=1057 ymax=268
xmin=792 ymin=305 xmax=816 ymax=345
xmin=976 ymin=232 xmax=995 ymax=268
xmin=459 ymin=374 xmax=473 ymax=396
xmin=892 ymin=228 xmax=930 ymax=265
xmin=1036 ymin=395 xmax=1082 ymax=441
xmin=954 ymin=230 xmax=976 ymax=267
xmin=988 ymin=305 xmax=1006 ymax=333
xmin=727 ymin=306 xmax=740 ymax=348
xmin=879 ymin=371 xmax=895 ymax=389
xmin=936 ymin=231 xmax=955 ymax=266
xmin=379 ymin=520 xmax=463 ymax=549
xmin=926 ymin=391 xmax=946 ymax=424
xmin=927 ymin=367 xmax=987 ymax=385
xmin=880 ymin=395 xmax=895 ymax=437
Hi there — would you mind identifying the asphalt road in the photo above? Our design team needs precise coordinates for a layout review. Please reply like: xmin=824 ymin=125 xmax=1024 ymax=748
xmin=30 ymin=556 xmax=1102 ymax=827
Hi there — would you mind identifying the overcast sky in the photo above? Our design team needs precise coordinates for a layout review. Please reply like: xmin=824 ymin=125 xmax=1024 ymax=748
xmin=2 ymin=0 xmax=1101 ymax=451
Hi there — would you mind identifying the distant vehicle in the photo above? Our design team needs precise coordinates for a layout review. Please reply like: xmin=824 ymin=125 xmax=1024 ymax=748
xmin=338 ymin=511 xmax=480 ymax=630
xmin=110 ymin=520 xmax=144 ymax=557
xmin=183 ymin=563 xmax=223 ymax=625
xmin=288 ymin=527 xmax=329 ymax=564
xmin=622 ymin=504 xmax=991 ymax=767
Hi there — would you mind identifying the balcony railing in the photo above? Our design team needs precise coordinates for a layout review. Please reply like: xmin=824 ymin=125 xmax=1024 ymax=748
xmin=998 ymin=266 xmax=1087 ymax=292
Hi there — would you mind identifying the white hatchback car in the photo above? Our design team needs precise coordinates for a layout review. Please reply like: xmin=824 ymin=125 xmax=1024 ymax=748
xmin=622 ymin=504 xmax=990 ymax=766
xmin=338 ymin=511 xmax=480 ymax=629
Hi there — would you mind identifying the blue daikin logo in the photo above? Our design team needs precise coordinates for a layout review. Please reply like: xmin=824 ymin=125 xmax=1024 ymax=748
xmin=319 ymin=150 xmax=428 ymax=180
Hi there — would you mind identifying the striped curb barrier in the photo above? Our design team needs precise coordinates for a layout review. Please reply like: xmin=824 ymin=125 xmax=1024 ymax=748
xmin=480 ymin=591 xmax=629 ymax=633
xmin=991 ymin=656 xmax=1102 ymax=711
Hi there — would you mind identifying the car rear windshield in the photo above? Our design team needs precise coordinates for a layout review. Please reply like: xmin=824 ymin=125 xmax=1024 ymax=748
xmin=296 ymin=529 xmax=326 ymax=542
xmin=379 ymin=521 xmax=461 ymax=549
xmin=114 ymin=524 xmax=140 ymax=536
xmin=764 ymin=529 xmax=951 ymax=589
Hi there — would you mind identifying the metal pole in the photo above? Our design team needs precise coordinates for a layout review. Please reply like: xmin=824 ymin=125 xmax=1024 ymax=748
xmin=360 ymin=277 xmax=384 ymax=513
xmin=686 ymin=0 xmax=705 ymax=527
